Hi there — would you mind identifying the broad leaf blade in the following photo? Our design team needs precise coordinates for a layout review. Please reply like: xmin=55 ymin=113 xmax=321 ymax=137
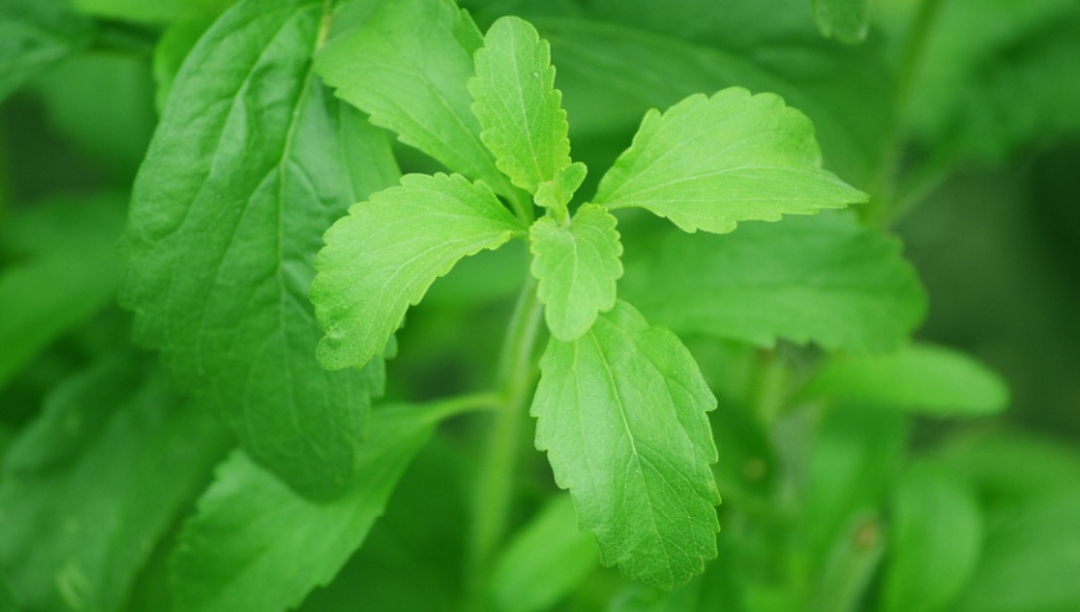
xmin=531 ymin=300 xmax=720 ymax=589
xmin=0 ymin=355 xmax=230 ymax=612
xmin=469 ymin=16 xmax=571 ymax=195
xmin=812 ymin=0 xmax=870 ymax=44
xmin=594 ymin=87 xmax=867 ymax=234
xmin=802 ymin=344 xmax=1009 ymax=416
xmin=312 ymin=173 xmax=524 ymax=370
xmin=621 ymin=212 xmax=925 ymax=353
xmin=315 ymin=0 xmax=516 ymax=198
xmin=120 ymin=0 xmax=400 ymax=498
xmin=530 ymin=203 xmax=623 ymax=341
xmin=170 ymin=403 xmax=443 ymax=612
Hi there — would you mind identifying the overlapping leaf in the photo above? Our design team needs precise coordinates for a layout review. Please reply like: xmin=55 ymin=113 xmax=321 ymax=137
xmin=530 ymin=204 xmax=623 ymax=341
xmin=316 ymin=0 xmax=516 ymax=198
xmin=312 ymin=173 xmax=524 ymax=370
xmin=171 ymin=403 xmax=445 ymax=612
xmin=469 ymin=16 xmax=572 ymax=195
xmin=532 ymin=300 xmax=720 ymax=589
xmin=120 ymin=0 xmax=399 ymax=498
xmin=621 ymin=212 xmax=925 ymax=353
xmin=594 ymin=88 xmax=867 ymax=233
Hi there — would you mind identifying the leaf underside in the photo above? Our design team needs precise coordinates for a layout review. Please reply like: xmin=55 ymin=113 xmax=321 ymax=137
xmin=532 ymin=300 xmax=720 ymax=590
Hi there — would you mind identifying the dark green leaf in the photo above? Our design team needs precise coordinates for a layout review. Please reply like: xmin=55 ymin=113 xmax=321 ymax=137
xmin=311 ymin=173 xmax=524 ymax=370
xmin=532 ymin=300 xmax=720 ymax=589
xmin=0 ymin=355 xmax=230 ymax=612
xmin=170 ymin=403 xmax=445 ymax=612
xmin=621 ymin=212 xmax=925 ymax=353
xmin=120 ymin=0 xmax=400 ymax=498
xmin=72 ymin=0 xmax=235 ymax=24
xmin=812 ymin=0 xmax=869 ymax=44
xmin=316 ymin=0 xmax=517 ymax=198
xmin=0 ymin=0 xmax=92 ymax=103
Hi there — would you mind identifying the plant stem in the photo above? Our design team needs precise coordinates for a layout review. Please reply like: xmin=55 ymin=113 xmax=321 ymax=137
xmin=467 ymin=272 xmax=544 ymax=608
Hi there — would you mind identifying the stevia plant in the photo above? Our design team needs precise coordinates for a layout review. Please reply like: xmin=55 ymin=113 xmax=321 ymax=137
xmin=5 ymin=0 xmax=1080 ymax=610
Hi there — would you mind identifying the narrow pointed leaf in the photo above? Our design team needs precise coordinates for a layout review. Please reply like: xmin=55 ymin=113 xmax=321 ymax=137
xmin=120 ymin=0 xmax=400 ymax=499
xmin=813 ymin=0 xmax=870 ymax=44
xmin=530 ymin=203 xmax=623 ymax=341
xmin=594 ymin=88 xmax=867 ymax=234
xmin=621 ymin=212 xmax=925 ymax=353
xmin=0 ymin=355 xmax=230 ymax=612
xmin=532 ymin=300 xmax=720 ymax=589
xmin=312 ymin=173 xmax=524 ymax=370
xmin=469 ymin=16 xmax=572 ymax=195
xmin=170 ymin=403 xmax=444 ymax=612
xmin=315 ymin=0 xmax=516 ymax=198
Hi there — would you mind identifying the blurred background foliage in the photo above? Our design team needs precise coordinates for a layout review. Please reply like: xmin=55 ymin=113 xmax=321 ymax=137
xmin=1 ymin=0 xmax=1079 ymax=610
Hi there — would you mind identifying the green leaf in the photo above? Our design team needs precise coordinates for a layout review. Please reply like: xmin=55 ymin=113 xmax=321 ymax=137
xmin=531 ymin=300 xmax=720 ymax=589
xmin=882 ymin=462 xmax=983 ymax=612
xmin=812 ymin=0 xmax=870 ymax=44
xmin=802 ymin=344 xmax=1009 ymax=416
xmin=0 ymin=355 xmax=230 ymax=612
xmin=0 ymin=0 xmax=92 ymax=103
xmin=72 ymin=0 xmax=234 ymax=24
xmin=952 ymin=488 xmax=1080 ymax=612
xmin=529 ymin=203 xmax=623 ymax=341
xmin=0 ymin=198 xmax=125 ymax=392
xmin=312 ymin=173 xmax=524 ymax=370
xmin=152 ymin=16 xmax=217 ymax=112
xmin=315 ymin=0 xmax=516 ymax=198
xmin=170 ymin=403 xmax=444 ymax=612
xmin=120 ymin=0 xmax=400 ymax=499
xmin=490 ymin=495 xmax=600 ymax=612
xmin=620 ymin=212 xmax=925 ymax=353
xmin=594 ymin=88 xmax=867 ymax=234
xmin=469 ymin=16 xmax=572 ymax=195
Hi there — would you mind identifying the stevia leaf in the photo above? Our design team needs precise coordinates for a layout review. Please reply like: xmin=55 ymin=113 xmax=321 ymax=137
xmin=170 ymin=403 xmax=444 ymax=612
xmin=72 ymin=0 xmax=234 ymax=24
xmin=469 ymin=16 xmax=572 ymax=195
xmin=620 ymin=212 xmax=925 ymax=354
xmin=315 ymin=0 xmax=517 ymax=199
xmin=531 ymin=300 xmax=720 ymax=589
xmin=802 ymin=344 xmax=1009 ymax=416
xmin=812 ymin=0 xmax=870 ymax=44
xmin=312 ymin=173 xmax=524 ymax=370
xmin=594 ymin=88 xmax=867 ymax=234
xmin=881 ymin=462 xmax=983 ymax=612
xmin=489 ymin=495 xmax=600 ymax=612
xmin=120 ymin=0 xmax=400 ymax=499
xmin=0 ymin=197 xmax=126 ymax=392
xmin=0 ymin=354 xmax=230 ymax=612
xmin=0 ymin=0 xmax=93 ymax=103
xmin=529 ymin=203 xmax=623 ymax=341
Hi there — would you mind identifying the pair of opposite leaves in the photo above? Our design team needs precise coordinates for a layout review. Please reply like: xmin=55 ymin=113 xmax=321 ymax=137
xmin=311 ymin=14 xmax=866 ymax=589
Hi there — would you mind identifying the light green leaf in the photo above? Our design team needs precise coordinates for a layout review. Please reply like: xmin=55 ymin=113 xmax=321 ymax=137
xmin=0 ymin=355 xmax=230 ymax=612
xmin=882 ymin=462 xmax=983 ymax=612
xmin=469 ymin=16 xmax=571 ymax=195
xmin=0 ymin=0 xmax=92 ymax=103
xmin=120 ymin=0 xmax=400 ymax=499
xmin=802 ymin=344 xmax=1009 ymax=416
xmin=529 ymin=203 xmax=623 ymax=341
xmin=531 ymin=300 xmax=720 ymax=589
xmin=812 ymin=0 xmax=870 ymax=44
xmin=490 ymin=495 xmax=600 ymax=612
xmin=170 ymin=403 xmax=444 ymax=612
xmin=312 ymin=173 xmax=524 ymax=370
xmin=0 ymin=198 xmax=125 ymax=392
xmin=594 ymin=88 xmax=867 ymax=234
xmin=152 ymin=16 xmax=217 ymax=112
xmin=316 ymin=0 xmax=516 ymax=198
xmin=621 ymin=212 xmax=925 ymax=354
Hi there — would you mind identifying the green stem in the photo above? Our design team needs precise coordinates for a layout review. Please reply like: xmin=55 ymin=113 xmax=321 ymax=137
xmin=467 ymin=272 xmax=545 ymax=608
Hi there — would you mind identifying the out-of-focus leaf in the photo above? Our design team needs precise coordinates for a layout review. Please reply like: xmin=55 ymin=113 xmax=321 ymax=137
xmin=72 ymin=0 xmax=235 ymax=24
xmin=812 ymin=0 xmax=870 ymax=44
xmin=881 ymin=462 xmax=983 ymax=612
xmin=0 ymin=0 xmax=92 ymax=103
xmin=621 ymin=212 xmax=925 ymax=354
xmin=0 ymin=354 xmax=230 ymax=612
xmin=489 ymin=495 xmax=600 ymax=612
xmin=802 ymin=344 xmax=1009 ymax=416
xmin=170 ymin=403 xmax=446 ymax=612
